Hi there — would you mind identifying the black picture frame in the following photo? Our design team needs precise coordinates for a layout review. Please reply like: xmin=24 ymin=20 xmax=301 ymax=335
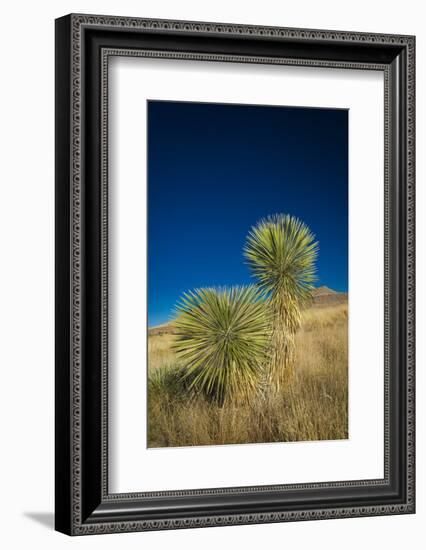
xmin=55 ymin=13 xmax=415 ymax=535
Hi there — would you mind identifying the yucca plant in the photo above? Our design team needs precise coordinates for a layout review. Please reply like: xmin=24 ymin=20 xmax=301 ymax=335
xmin=244 ymin=214 xmax=318 ymax=393
xmin=172 ymin=286 xmax=271 ymax=404
xmin=148 ymin=364 xmax=189 ymax=403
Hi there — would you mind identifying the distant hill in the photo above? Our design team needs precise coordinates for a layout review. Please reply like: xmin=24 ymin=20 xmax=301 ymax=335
xmin=149 ymin=322 xmax=177 ymax=337
xmin=311 ymin=286 xmax=348 ymax=308
xmin=149 ymin=286 xmax=348 ymax=335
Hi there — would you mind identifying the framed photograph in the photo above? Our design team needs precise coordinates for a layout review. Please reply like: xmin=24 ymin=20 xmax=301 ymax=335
xmin=55 ymin=14 xmax=415 ymax=535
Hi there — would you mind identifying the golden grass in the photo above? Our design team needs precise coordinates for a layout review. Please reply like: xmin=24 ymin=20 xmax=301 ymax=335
xmin=301 ymin=302 xmax=348 ymax=331
xmin=148 ymin=332 xmax=177 ymax=370
xmin=147 ymin=303 xmax=348 ymax=447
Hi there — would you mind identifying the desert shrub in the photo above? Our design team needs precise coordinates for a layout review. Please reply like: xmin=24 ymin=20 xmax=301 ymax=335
xmin=172 ymin=285 xmax=271 ymax=404
xmin=244 ymin=214 xmax=318 ymax=393
xmin=147 ymin=364 xmax=189 ymax=403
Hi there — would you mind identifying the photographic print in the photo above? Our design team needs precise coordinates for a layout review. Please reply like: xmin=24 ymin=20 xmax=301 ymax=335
xmin=56 ymin=16 xmax=415 ymax=533
xmin=147 ymin=100 xmax=348 ymax=448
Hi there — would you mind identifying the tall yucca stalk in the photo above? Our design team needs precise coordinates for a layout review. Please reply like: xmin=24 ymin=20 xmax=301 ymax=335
xmin=244 ymin=214 xmax=318 ymax=393
xmin=173 ymin=286 xmax=271 ymax=404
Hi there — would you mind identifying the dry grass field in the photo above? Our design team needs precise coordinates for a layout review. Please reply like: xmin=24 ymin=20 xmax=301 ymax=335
xmin=147 ymin=300 xmax=348 ymax=448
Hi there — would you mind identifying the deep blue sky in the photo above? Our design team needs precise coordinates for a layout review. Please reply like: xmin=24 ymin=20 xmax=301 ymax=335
xmin=148 ymin=101 xmax=348 ymax=327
